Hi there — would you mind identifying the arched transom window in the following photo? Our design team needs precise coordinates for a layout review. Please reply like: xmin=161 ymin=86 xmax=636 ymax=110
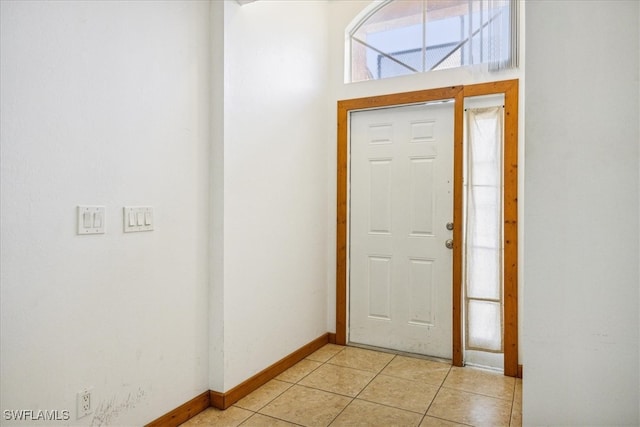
xmin=348 ymin=0 xmax=518 ymax=83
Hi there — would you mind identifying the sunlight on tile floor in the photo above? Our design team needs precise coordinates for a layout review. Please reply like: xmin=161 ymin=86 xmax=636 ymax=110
xmin=181 ymin=344 xmax=522 ymax=427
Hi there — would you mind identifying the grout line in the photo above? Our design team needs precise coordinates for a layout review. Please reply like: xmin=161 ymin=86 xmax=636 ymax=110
xmin=236 ymin=379 xmax=294 ymax=413
xmin=324 ymin=360 xmax=390 ymax=375
xmin=509 ymin=378 xmax=522 ymax=427
xmin=239 ymin=344 xmax=517 ymax=427
xmin=288 ymin=359 xmax=325 ymax=384
xmin=355 ymin=396 xmax=426 ymax=416
xmin=423 ymin=364 xmax=452 ymax=418
xmin=351 ymin=354 xmax=397 ymax=401
xmin=293 ymin=381 xmax=368 ymax=400
xmin=422 ymin=413 xmax=475 ymax=427
xmin=323 ymin=348 xmax=355 ymax=427
xmin=244 ymin=347 xmax=341 ymax=422
xmin=245 ymin=410 xmax=305 ymax=427
xmin=237 ymin=347 xmax=347 ymax=418
xmin=347 ymin=342 xmax=452 ymax=365
xmin=417 ymin=413 xmax=427 ymax=426
xmin=239 ymin=409 xmax=258 ymax=426
xmin=316 ymin=348 xmax=398 ymax=426
xmin=326 ymin=397 xmax=355 ymax=426
xmin=438 ymin=385 xmax=517 ymax=401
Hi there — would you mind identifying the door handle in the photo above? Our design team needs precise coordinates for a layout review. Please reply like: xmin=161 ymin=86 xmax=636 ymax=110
xmin=446 ymin=222 xmax=454 ymax=231
xmin=445 ymin=239 xmax=453 ymax=249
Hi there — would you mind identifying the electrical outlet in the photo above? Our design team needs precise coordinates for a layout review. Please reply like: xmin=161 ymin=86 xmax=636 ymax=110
xmin=77 ymin=388 xmax=93 ymax=419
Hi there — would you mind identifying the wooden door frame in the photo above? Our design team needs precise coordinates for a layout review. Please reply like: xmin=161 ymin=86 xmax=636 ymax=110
xmin=335 ymin=79 xmax=519 ymax=377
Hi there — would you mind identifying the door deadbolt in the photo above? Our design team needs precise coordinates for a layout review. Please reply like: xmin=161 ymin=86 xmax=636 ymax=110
xmin=446 ymin=222 xmax=454 ymax=231
xmin=445 ymin=239 xmax=454 ymax=249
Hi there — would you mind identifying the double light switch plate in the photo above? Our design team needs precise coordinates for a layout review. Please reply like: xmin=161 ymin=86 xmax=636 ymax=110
xmin=77 ymin=206 xmax=105 ymax=235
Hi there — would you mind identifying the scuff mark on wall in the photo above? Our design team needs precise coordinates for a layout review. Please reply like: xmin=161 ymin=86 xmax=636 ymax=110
xmin=90 ymin=387 xmax=146 ymax=427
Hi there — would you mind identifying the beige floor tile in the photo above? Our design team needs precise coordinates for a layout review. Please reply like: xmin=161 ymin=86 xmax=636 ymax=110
xmin=183 ymin=347 xmax=519 ymax=427
xmin=514 ymin=378 xmax=522 ymax=404
xmin=234 ymin=379 xmax=293 ymax=412
xmin=241 ymin=413 xmax=300 ymax=426
xmin=306 ymin=344 xmax=345 ymax=363
xmin=326 ymin=346 xmax=395 ymax=373
xmin=357 ymin=374 xmax=439 ymax=414
xmin=259 ymin=384 xmax=352 ymax=427
xmin=298 ymin=363 xmax=376 ymax=397
xmin=330 ymin=399 xmax=423 ymax=427
xmin=510 ymin=405 xmax=522 ymax=427
xmin=180 ymin=406 xmax=254 ymax=427
xmin=276 ymin=359 xmax=323 ymax=383
xmin=419 ymin=416 xmax=468 ymax=427
xmin=380 ymin=356 xmax=451 ymax=386
xmin=443 ymin=366 xmax=515 ymax=400
xmin=511 ymin=379 xmax=522 ymax=427
xmin=427 ymin=388 xmax=512 ymax=427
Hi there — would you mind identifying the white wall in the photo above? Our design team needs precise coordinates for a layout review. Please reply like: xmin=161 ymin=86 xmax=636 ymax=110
xmin=0 ymin=1 xmax=210 ymax=425
xmin=210 ymin=0 xmax=330 ymax=392
xmin=523 ymin=1 xmax=639 ymax=425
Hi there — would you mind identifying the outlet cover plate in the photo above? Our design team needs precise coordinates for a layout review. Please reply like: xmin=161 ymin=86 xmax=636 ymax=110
xmin=77 ymin=387 xmax=93 ymax=419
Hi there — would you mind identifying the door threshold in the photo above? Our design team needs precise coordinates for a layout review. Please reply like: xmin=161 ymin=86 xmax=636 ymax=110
xmin=463 ymin=361 xmax=505 ymax=374
xmin=347 ymin=341 xmax=453 ymax=365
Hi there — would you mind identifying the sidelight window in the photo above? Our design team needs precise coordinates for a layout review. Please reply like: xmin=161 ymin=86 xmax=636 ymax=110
xmin=463 ymin=103 xmax=505 ymax=369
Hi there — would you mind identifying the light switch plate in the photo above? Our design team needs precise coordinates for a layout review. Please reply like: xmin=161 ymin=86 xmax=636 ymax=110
xmin=77 ymin=206 xmax=105 ymax=235
xmin=123 ymin=207 xmax=153 ymax=233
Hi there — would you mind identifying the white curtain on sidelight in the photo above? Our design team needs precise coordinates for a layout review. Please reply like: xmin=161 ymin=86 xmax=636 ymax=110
xmin=464 ymin=106 xmax=503 ymax=353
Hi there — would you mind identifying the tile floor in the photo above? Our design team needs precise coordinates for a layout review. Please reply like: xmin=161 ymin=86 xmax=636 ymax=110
xmin=181 ymin=344 xmax=522 ymax=427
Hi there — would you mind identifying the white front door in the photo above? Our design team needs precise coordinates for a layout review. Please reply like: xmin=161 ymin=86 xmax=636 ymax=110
xmin=349 ymin=101 xmax=454 ymax=359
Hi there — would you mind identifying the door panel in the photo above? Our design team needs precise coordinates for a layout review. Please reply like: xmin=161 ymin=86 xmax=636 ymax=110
xmin=349 ymin=102 xmax=455 ymax=358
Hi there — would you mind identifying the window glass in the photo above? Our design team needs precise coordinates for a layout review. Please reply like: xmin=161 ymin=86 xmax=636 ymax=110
xmin=349 ymin=0 xmax=517 ymax=82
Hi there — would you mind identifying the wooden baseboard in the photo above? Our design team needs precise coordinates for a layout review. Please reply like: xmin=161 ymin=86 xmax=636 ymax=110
xmin=517 ymin=364 xmax=523 ymax=379
xmin=147 ymin=333 xmax=334 ymax=423
xmin=145 ymin=391 xmax=210 ymax=427
xmin=149 ymin=335 xmax=514 ymax=424
xmin=211 ymin=333 xmax=331 ymax=409
xmin=328 ymin=332 xmax=337 ymax=344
